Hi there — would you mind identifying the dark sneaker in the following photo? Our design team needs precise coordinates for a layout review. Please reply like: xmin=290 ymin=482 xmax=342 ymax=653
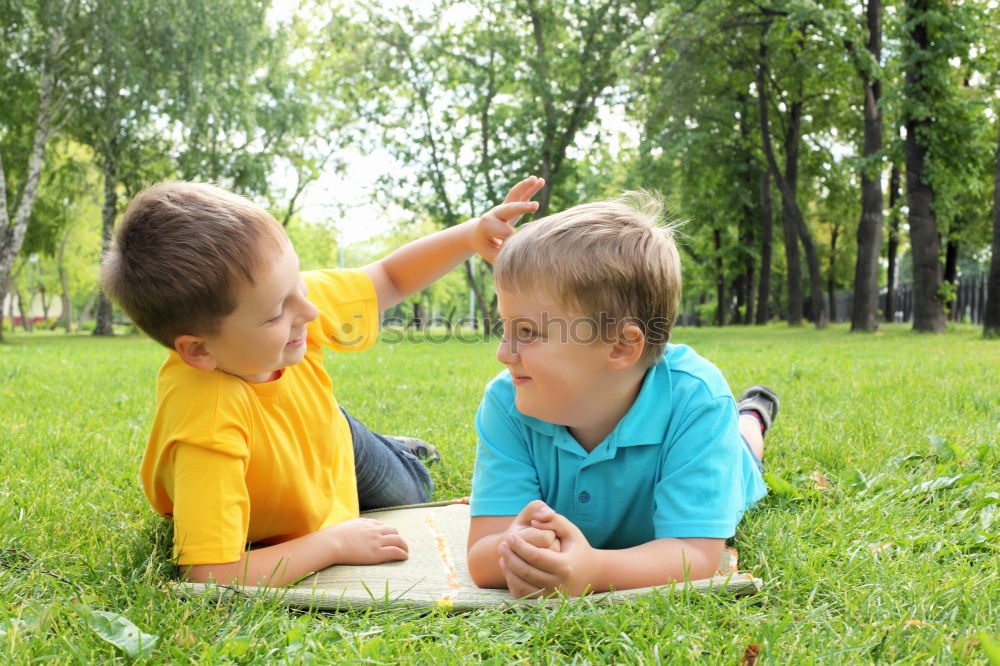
xmin=737 ymin=385 xmax=780 ymax=434
xmin=391 ymin=436 xmax=442 ymax=465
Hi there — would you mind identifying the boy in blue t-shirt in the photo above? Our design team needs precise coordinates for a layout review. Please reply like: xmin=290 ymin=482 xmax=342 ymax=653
xmin=467 ymin=193 xmax=779 ymax=598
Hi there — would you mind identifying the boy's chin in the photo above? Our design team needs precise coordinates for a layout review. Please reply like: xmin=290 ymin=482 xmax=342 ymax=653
xmin=513 ymin=396 xmax=550 ymax=422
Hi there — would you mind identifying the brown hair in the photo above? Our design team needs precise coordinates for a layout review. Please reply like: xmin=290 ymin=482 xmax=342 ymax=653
xmin=100 ymin=181 xmax=286 ymax=349
xmin=493 ymin=191 xmax=682 ymax=365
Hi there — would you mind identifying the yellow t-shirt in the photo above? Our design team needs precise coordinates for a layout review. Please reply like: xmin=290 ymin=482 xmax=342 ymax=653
xmin=140 ymin=269 xmax=379 ymax=565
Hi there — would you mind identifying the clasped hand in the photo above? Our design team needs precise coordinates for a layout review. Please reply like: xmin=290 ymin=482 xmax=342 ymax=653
xmin=497 ymin=499 xmax=599 ymax=599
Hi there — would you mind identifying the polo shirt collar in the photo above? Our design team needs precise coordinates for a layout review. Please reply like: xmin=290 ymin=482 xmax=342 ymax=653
xmin=612 ymin=358 xmax=672 ymax=446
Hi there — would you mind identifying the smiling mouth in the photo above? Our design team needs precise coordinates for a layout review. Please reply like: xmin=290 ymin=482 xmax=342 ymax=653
xmin=286 ymin=335 xmax=305 ymax=347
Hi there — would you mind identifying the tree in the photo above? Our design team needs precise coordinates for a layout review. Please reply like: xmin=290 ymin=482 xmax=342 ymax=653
xmin=884 ymin=152 xmax=902 ymax=322
xmin=0 ymin=0 xmax=82 ymax=342
xmin=756 ymin=167 xmax=775 ymax=324
xmin=849 ymin=0 xmax=884 ymax=332
xmin=66 ymin=0 xmax=277 ymax=336
xmin=169 ymin=5 xmax=356 ymax=229
xmin=757 ymin=32 xmax=828 ymax=328
xmin=22 ymin=140 xmax=99 ymax=332
xmin=985 ymin=116 xmax=1000 ymax=338
xmin=900 ymin=0 xmax=982 ymax=332
xmin=625 ymin=1 xmax=773 ymax=326
xmin=520 ymin=0 xmax=657 ymax=216
xmin=363 ymin=0 xmax=661 ymax=325
xmin=69 ymin=1 xmax=186 ymax=334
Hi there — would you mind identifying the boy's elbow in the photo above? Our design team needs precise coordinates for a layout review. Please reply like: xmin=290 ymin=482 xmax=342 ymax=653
xmin=470 ymin=570 xmax=507 ymax=590
xmin=674 ymin=538 xmax=725 ymax=582
xmin=466 ymin=551 xmax=507 ymax=590
xmin=684 ymin=558 xmax=718 ymax=582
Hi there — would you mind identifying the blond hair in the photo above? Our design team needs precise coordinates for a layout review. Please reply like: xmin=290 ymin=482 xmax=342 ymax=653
xmin=494 ymin=191 xmax=681 ymax=365
xmin=100 ymin=181 xmax=286 ymax=349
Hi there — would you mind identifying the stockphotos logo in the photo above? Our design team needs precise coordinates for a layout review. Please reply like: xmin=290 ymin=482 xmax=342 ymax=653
xmin=332 ymin=313 xmax=673 ymax=348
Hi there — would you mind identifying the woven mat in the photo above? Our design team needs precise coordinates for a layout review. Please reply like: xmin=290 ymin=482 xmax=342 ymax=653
xmin=174 ymin=501 xmax=762 ymax=610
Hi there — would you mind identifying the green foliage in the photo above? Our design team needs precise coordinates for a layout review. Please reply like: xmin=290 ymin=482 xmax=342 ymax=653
xmin=284 ymin=216 xmax=339 ymax=272
xmin=4 ymin=0 xmax=999 ymax=333
xmin=362 ymin=0 xmax=659 ymax=223
xmin=898 ymin=0 xmax=995 ymax=233
xmin=350 ymin=219 xmax=477 ymax=320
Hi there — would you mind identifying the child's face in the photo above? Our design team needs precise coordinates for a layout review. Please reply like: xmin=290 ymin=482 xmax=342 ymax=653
xmin=201 ymin=240 xmax=318 ymax=383
xmin=495 ymin=287 xmax=620 ymax=429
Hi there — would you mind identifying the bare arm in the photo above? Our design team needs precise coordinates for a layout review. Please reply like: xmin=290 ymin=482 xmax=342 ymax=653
xmin=498 ymin=503 xmax=724 ymax=597
xmin=361 ymin=177 xmax=543 ymax=311
xmin=502 ymin=535 xmax=724 ymax=596
xmin=467 ymin=515 xmax=518 ymax=589
xmin=181 ymin=517 xmax=407 ymax=588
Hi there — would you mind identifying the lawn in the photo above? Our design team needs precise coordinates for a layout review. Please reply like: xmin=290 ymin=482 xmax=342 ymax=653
xmin=0 ymin=324 xmax=997 ymax=663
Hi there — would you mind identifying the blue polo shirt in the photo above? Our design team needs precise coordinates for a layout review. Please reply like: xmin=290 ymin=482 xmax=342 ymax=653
xmin=470 ymin=343 xmax=767 ymax=549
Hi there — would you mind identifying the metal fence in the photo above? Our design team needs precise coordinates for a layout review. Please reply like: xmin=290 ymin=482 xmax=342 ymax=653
xmin=847 ymin=272 xmax=990 ymax=324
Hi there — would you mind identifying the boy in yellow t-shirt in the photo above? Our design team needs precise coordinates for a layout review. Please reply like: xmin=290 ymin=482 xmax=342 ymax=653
xmin=100 ymin=178 xmax=542 ymax=587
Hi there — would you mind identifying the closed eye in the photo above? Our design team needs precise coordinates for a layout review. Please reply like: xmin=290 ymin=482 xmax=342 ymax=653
xmin=515 ymin=326 xmax=539 ymax=341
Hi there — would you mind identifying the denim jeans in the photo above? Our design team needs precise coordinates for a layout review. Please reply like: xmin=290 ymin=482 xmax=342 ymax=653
xmin=341 ymin=408 xmax=434 ymax=510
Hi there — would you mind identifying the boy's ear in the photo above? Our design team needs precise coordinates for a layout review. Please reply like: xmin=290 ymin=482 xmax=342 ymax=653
xmin=174 ymin=334 xmax=218 ymax=372
xmin=608 ymin=323 xmax=645 ymax=371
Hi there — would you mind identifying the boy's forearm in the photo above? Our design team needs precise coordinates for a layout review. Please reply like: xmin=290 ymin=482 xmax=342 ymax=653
xmin=467 ymin=533 xmax=507 ymax=588
xmin=364 ymin=219 xmax=477 ymax=311
xmin=585 ymin=538 xmax=722 ymax=593
xmin=181 ymin=530 xmax=339 ymax=588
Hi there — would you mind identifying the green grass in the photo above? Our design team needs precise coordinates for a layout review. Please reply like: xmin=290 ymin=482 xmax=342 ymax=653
xmin=1 ymin=324 xmax=998 ymax=663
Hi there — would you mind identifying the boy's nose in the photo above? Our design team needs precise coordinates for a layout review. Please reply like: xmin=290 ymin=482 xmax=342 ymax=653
xmin=300 ymin=299 xmax=319 ymax=324
xmin=496 ymin=337 xmax=518 ymax=365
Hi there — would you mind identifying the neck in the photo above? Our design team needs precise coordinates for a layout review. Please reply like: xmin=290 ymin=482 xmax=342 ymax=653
xmin=568 ymin=368 xmax=646 ymax=452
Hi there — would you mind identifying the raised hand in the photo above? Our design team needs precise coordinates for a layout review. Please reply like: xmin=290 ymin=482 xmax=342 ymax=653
xmin=471 ymin=176 xmax=545 ymax=263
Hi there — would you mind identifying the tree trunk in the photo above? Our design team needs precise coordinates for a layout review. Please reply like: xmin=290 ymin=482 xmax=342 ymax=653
xmin=828 ymin=223 xmax=840 ymax=322
xmin=525 ymin=1 xmax=627 ymax=218
xmin=528 ymin=3 xmax=556 ymax=217
xmin=60 ymin=273 xmax=72 ymax=332
xmin=740 ymin=171 xmax=756 ymax=325
xmin=93 ymin=152 xmax=118 ymax=336
xmin=0 ymin=95 xmax=50 ymax=341
xmin=757 ymin=39 xmax=805 ymax=326
xmin=885 ymin=160 xmax=901 ymax=321
xmin=851 ymin=0 xmax=884 ymax=332
xmin=1 ymin=290 xmax=10 ymax=335
xmin=755 ymin=168 xmax=774 ymax=324
xmin=14 ymin=285 xmax=32 ymax=332
xmin=410 ymin=301 xmax=425 ymax=330
xmin=737 ymin=105 xmax=756 ymax=325
xmin=58 ymin=230 xmax=72 ymax=332
xmin=943 ymin=239 xmax=959 ymax=320
xmin=0 ymin=15 xmax=69 ymax=344
xmin=714 ymin=227 xmax=726 ymax=326
xmin=904 ymin=0 xmax=945 ymax=332
xmin=39 ymin=286 xmax=50 ymax=321
xmin=984 ymin=115 xmax=1000 ymax=337
xmin=464 ymin=258 xmax=491 ymax=331
xmin=796 ymin=203 xmax=828 ymax=327
xmin=79 ymin=288 xmax=98 ymax=329
xmin=783 ymin=93 xmax=826 ymax=328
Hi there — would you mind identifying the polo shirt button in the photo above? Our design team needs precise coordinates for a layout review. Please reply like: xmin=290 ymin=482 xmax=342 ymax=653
xmin=578 ymin=491 xmax=590 ymax=503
